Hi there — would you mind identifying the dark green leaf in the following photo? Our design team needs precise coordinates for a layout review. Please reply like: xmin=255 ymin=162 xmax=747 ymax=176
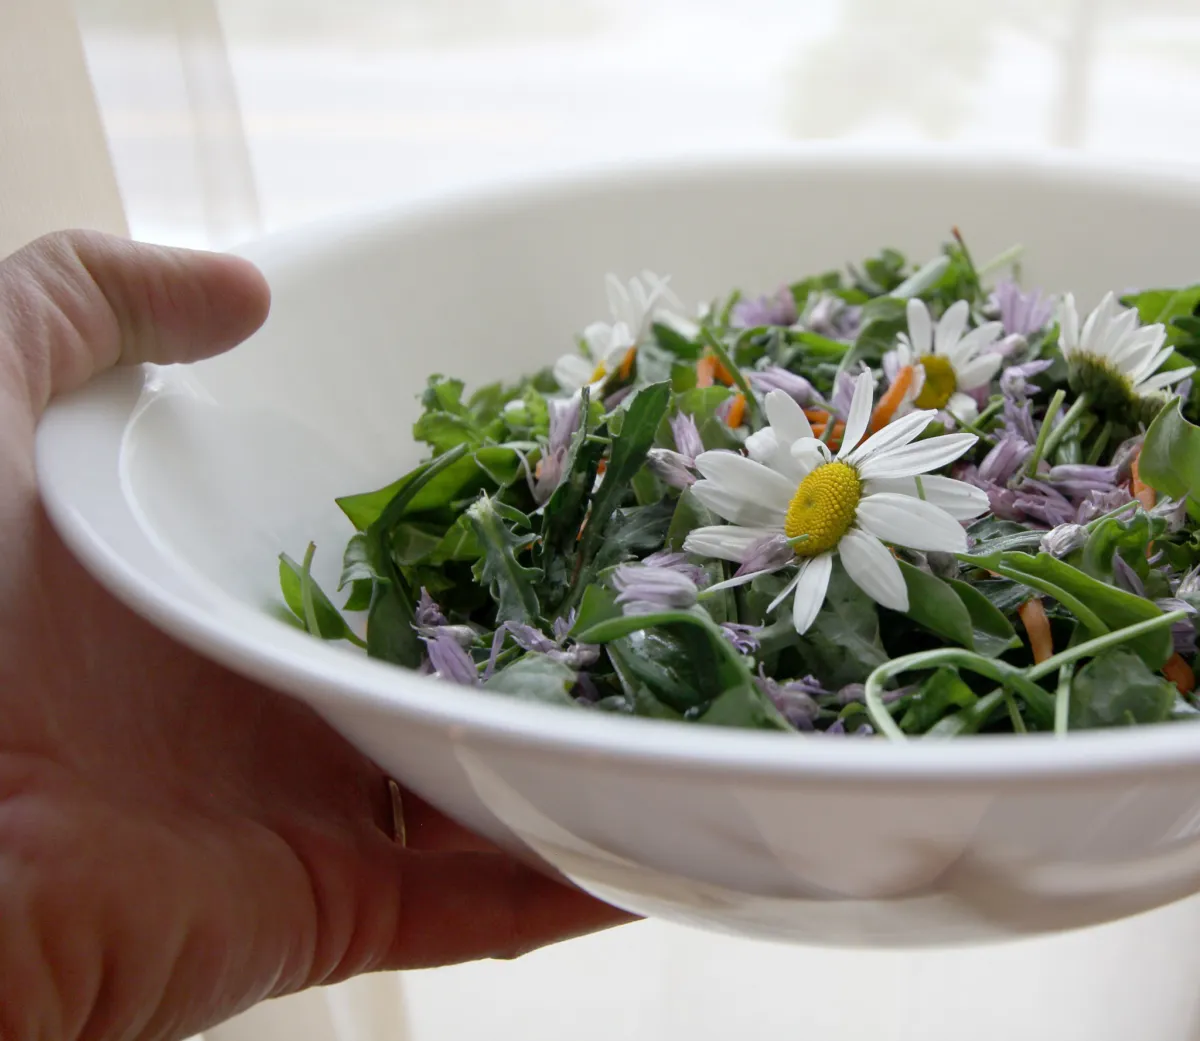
xmin=1121 ymin=285 xmax=1200 ymax=346
xmin=947 ymin=579 xmax=1022 ymax=657
xmin=339 ymin=532 xmax=378 ymax=588
xmin=485 ymin=654 xmax=580 ymax=708
xmin=593 ymin=500 xmax=677 ymax=573
xmin=467 ymin=494 xmax=540 ymax=625
xmin=793 ymin=561 xmax=887 ymax=687
xmin=1069 ymin=648 xmax=1176 ymax=729
xmin=665 ymin=486 xmax=720 ymax=551
xmin=1141 ymin=399 xmax=1200 ymax=521
xmin=652 ymin=320 xmax=702 ymax=359
xmin=279 ymin=551 xmax=363 ymax=645
xmin=900 ymin=668 xmax=978 ymax=734
xmin=412 ymin=411 xmax=483 ymax=453
xmin=896 ymin=561 xmax=976 ymax=649
xmin=570 ymin=584 xmax=622 ymax=636
xmin=1080 ymin=508 xmax=1159 ymax=585
xmin=366 ymin=579 xmax=421 ymax=667
xmin=696 ymin=684 xmax=792 ymax=731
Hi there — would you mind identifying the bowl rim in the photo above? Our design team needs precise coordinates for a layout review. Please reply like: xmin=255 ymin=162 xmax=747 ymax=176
xmin=41 ymin=144 xmax=1200 ymax=785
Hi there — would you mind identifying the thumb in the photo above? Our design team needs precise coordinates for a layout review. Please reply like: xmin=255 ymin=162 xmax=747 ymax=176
xmin=0 ymin=230 xmax=270 ymax=416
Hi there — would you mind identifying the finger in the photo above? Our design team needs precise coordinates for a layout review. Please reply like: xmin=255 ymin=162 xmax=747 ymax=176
xmin=392 ymin=788 xmax=504 ymax=854
xmin=382 ymin=850 xmax=639 ymax=970
xmin=0 ymin=230 xmax=270 ymax=415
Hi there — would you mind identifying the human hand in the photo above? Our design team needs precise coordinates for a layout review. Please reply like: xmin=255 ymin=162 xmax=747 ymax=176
xmin=0 ymin=232 xmax=631 ymax=1041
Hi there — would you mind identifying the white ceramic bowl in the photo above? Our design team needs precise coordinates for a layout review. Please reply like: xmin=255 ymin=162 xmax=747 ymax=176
xmin=37 ymin=148 xmax=1200 ymax=946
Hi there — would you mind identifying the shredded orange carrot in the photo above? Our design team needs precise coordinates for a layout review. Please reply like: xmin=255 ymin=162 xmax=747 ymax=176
xmin=1018 ymin=598 xmax=1053 ymax=664
xmin=869 ymin=365 xmax=915 ymax=433
xmin=696 ymin=355 xmax=717 ymax=388
xmin=805 ymin=408 xmax=832 ymax=424
xmin=713 ymin=359 xmax=735 ymax=385
xmin=724 ymin=393 xmax=747 ymax=429
xmin=1130 ymin=450 xmax=1156 ymax=510
xmin=597 ymin=459 xmax=608 ymax=476
xmin=619 ymin=346 xmax=638 ymax=381
xmin=1165 ymin=653 xmax=1196 ymax=695
xmin=810 ymin=421 xmax=846 ymax=450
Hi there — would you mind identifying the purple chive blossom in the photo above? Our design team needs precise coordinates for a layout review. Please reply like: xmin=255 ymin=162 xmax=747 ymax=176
xmin=1111 ymin=436 xmax=1144 ymax=484
xmin=989 ymin=279 xmax=1056 ymax=338
xmin=734 ymin=533 xmax=796 ymax=578
xmin=1047 ymin=464 xmax=1120 ymax=498
xmin=485 ymin=619 xmax=599 ymax=678
xmin=1040 ymin=523 xmax=1089 ymax=558
xmin=671 ymin=412 xmax=704 ymax=460
xmin=612 ymin=564 xmax=699 ymax=615
xmin=1157 ymin=597 xmax=1198 ymax=656
xmin=416 ymin=588 xmax=448 ymax=628
xmin=804 ymin=293 xmax=862 ymax=341
xmin=1009 ymin=479 xmax=1077 ymax=528
xmin=977 ymin=435 xmax=1033 ymax=485
xmin=755 ymin=668 xmax=826 ymax=730
xmin=422 ymin=629 xmax=480 ymax=686
xmin=732 ymin=286 xmax=799 ymax=329
xmin=823 ymin=719 xmax=875 ymax=737
xmin=748 ymin=365 xmax=821 ymax=406
xmin=534 ymin=397 xmax=581 ymax=505
xmin=1075 ymin=488 xmax=1135 ymax=524
xmin=1177 ymin=378 xmax=1193 ymax=403
xmin=1153 ymin=497 xmax=1190 ymax=534
xmin=998 ymin=359 xmax=1052 ymax=444
xmin=643 ymin=550 xmax=710 ymax=587
xmin=1111 ymin=553 xmax=1145 ymax=597
xmin=721 ymin=623 xmax=762 ymax=654
xmin=1178 ymin=566 xmax=1200 ymax=599
xmin=829 ymin=366 xmax=873 ymax=420
xmin=647 ymin=412 xmax=705 ymax=489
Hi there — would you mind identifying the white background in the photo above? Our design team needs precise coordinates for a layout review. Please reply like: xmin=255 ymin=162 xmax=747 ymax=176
xmin=67 ymin=2 xmax=1200 ymax=1038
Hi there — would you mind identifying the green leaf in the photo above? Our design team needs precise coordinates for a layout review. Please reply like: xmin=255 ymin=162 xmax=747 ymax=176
xmin=1140 ymin=399 xmax=1200 ymax=520
xmin=965 ymin=516 xmax=1045 ymax=556
xmin=339 ymin=532 xmax=378 ymax=588
xmin=412 ymin=411 xmax=484 ymax=453
xmin=651 ymin=321 xmax=702 ymax=360
xmin=572 ymin=383 xmax=672 ymax=588
xmin=665 ymin=486 xmax=720 ymax=552
xmin=421 ymin=374 xmax=467 ymax=413
xmin=1069 ymin=647 xmax=1176 ymax=729
xmin=791 ymin=331 xmax=850 ymax=358
xmin=961 ymin=550 xmax=1172 ymax=668
xmin=365 ymin=579 xmax=421 ymax=666
xmin=279 ymin=551 xmax=364 ymax=646
xmin=593 ymin=500 xmax=676 ymax=573
xmin=947 ymin=579 xmax=1022 ymax=657
xmin=428 ymin=513 xmax=482 ymax=565
xmin=466 ymin=494 xmax=541 ymax=625
xmin=570 ymin=584 xmax=622 ymax=636
xmin=900 ymin=667 xmax=978 ymax=734
xmin=696 ymin=684 xmax=792 ymax=731
xmin=485 ymin=654 xmax=580 ymax=708
xmin=1080 ymin=507 xmax=1159 ymax=585
xmin=1121 ymin=285 xmax=1200 ymax=346
xmin=793 ymin=561 xmax=888 ymax=687
xmin=896 ymin=561 xmax=975 ymax=649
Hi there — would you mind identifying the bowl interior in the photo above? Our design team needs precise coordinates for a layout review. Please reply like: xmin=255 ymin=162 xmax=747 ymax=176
xmin=120 ymin=152 xmax=1200 ymax=635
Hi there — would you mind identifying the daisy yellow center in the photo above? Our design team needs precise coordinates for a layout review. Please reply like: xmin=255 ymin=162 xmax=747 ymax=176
xmin=784 ymin=461 xmax=862 ymax=557
xmin=590 ymin=361 xmax=608 ymax=383
xmin=913 ymin=354 xmax=957 ymax=410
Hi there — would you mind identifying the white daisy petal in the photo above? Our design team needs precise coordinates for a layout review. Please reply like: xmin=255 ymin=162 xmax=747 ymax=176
xmin=906 ymin=298 xmax=933 ymax=355
xmin=934 ymin=300 xmax=970 ymax=356
xmin=837 ymin=370 xmax=876 ymax=459
xmin=855 ymin=493 xmax=970 ymax=553
xmin=950 ymin=321 xmax=1004 ymax=363
xmin=945 ymin=391 xmax=980 ymax=424
xmin=840 ymin=529 xmax=908 ymax=611
xmin=856 ymin=432 xmax=978 ymax=480
xmin=691 ymin=482 xmax=789 ymax=528
xmin=1137 ymin=366 xmax=1195 ymax=394
xmin=1127 ymin=345 xmax=1174 ymax=384
xmin=791 ymin=553 xmax=834 ymax=634
xmin=764 ymin=389 xmax=814 ymax=443
xmin=1059 ymin=294 xmax=1080 ymax=354
xmin=746 ymin=429 xmax=807 ymax=483
xmin=954 ymin=352 xmax=1003 ymax=391
xmin=694 ymin=451 xmax=796 ymax=507
xmin=554 ymin=353 xmax=595 ymax=390
xmin=791 ymin=437 xmax=833 ymax=476
xmin=767 ymin=570 xmax=803 ymax=613
xmin=862 ymin=474 xmax=990 ymax=520
xmin=684 ymin=525 xmax=781 ymax=563
xmin=843 ymin=408 xmax=937 ymax=467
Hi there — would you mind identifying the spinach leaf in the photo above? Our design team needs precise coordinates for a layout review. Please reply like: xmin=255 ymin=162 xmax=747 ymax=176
xmin=896 ymin=561 xmax=975 ymax=649
xmin=1140 ymin=399 xmax=1200 ymax=521
xmin=485 ymin=654 xmax=580 ymax=708
xmin=900 ymin=667 xmax=978 ymax=734
xmin=1069 ymin=648 xmax=1177 ymax=729
xmin=279 ymin=551 xmax=364 ymax=646
xmin=947 ymin=579 xmax=1022 ymax=657
xmin=792 ymin=561 xmax=887 ymax=687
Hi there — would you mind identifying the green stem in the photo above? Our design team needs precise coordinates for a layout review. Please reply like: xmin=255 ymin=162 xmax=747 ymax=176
xmin=1041 ymin=392 xmax=1090 ymax=463
xmin=973 ymin=397 xmax=1005 ymax=430
xmin=1084 ymin=421 xmax=1113 ymax=466
xmin=701 ymin=330 xmax=764 ymax=427
xmin=1083 ymin=499 xmax=1141 ymax=532
xmin=1004 ymin=689 xmax=1028 ymax=733
xmin=864 ymin=649 xmax=1056 ymax=740
xmin=1026 ymin=610 xmax=1189 ymax=682
xmin=1023 ymin=388 xmax=1066 ymax=479
xmin=1055 ymin=662 xmax=1075 ymax=737
xmin=976 ymin=244 xmax=1025 ymax=280
xmin=300 ymin=542 xmax=321 ymax=638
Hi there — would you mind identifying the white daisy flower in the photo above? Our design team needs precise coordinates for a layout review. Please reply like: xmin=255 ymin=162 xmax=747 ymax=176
xmin=682 ymin=374 xmax=988 ymax=634
xmin=887 ymin=298 xmax=1005 ymax=424
xmin=1060 ymin=291 xmax=1194 ymax=417
xmin=554 ymin=271 xmax=684 ymax=394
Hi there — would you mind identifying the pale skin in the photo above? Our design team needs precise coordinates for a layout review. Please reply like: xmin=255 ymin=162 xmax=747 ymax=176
xmin=0 ymin=231 xmax=632 ymax=1041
